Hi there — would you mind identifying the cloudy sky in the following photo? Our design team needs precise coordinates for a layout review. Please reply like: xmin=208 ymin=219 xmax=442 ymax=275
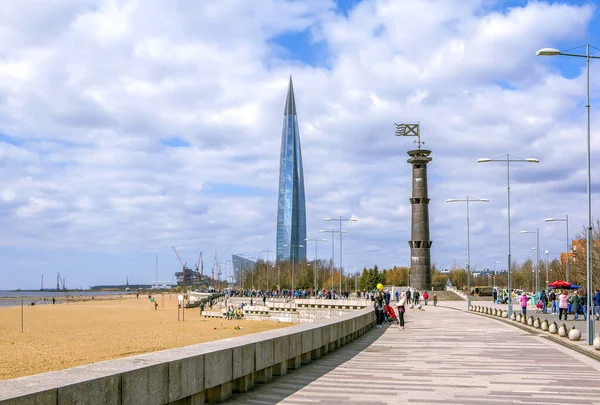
xmin=1 ymin=0 xmax=599 ymax=290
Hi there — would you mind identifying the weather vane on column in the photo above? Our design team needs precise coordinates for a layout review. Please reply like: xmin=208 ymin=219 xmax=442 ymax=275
xmin=394 ymin=122 xmax=424 ymax=149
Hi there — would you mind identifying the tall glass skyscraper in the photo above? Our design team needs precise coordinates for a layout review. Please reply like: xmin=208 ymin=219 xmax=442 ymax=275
xmin=276 ymin=77 xmax=307 ymax=263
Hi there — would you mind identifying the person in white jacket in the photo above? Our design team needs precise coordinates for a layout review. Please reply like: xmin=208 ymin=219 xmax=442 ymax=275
xmin=397 ymin=292 xmax=407 ymax=329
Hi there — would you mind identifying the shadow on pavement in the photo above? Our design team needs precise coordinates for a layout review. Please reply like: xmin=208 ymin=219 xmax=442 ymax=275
xmin=224 ymin=325 xmax=388 ymax=404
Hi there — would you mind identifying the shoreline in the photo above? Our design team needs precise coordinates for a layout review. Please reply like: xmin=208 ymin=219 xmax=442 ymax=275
xmin=0 ymin=295 xmax=288 ymax=380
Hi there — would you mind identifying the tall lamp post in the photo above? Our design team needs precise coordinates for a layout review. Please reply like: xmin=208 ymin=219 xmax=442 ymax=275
xmin=520 ymin=229 xmax=540 ymax=297
xmin=545 ymin=250 xmax=550 ymax=286
xmin=493 ymin=261 xmax=500 ymax=288
xmin=283 ymin=244 xmax=304 ymax=292
xmin=537 ymin=45 xmax=598 ymax=345
xmin=477 ymin=154 xmax=539 ymax=319
xmin=545 ymin=216 xmax=569 ymax=282
xmin=319 ymin=228 xmax=347 ymax=296
xmin=305 ymin=237 xmax=328 ymax=295
xmin=258 ymin=249 xmax=275 ymax=291
xmin=446 ymin=197 xmax=489 ymax=310
xmin=324 ymin=216 xmax=358 ymax=295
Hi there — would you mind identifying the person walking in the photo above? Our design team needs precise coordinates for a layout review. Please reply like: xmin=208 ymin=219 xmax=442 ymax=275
xmin=433 ymin=293 xmax=438 ymax=307
xmin=423 ymin=291 xmax=429 ymax=305
xmin=539 ymin=290 xmax=548 ymax=314
xmin=397 ymin=292 xmax=407 ymax=329
xmin=520 ymin=292 xmax=529 ymax=316
xmin=406 ymin=289 xmax=412 ymax=305
xmin=549 ymin=290 xmax=557 ymax=314
xmin=592 ymin=288 xmax=600 ymax=321
xmin=570 ymin=291 xmax=582 ymax=320
xmin=374 ymin=291 xmax=385 ymax=329
xmin=558 ymin=290 xmax=569 ymax=321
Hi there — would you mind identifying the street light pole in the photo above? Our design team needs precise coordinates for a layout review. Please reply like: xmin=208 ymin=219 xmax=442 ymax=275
xmin=446 ymin=197 xmax=489 ymax=310
xmin=258 ymin=249 xmax=275 ymax=291
xmin=477 ymin=154 xmax=539 ymax=320
xmin=283 ymin=244 xmax=304 ymax=293
xmin=520 ymin=229 xmax=540 ymax=296
xmin=493 ymin=261 xmax=500 ymax=288
xmin=545 ymin=215 xmax=569 ymax=282
xmin=537 ymin=44 xmax=598 ymax=345
xmin=305 ymin=237 xmax=328 ymax=295
xmin=545 ymin=250 xmax=549 ymax=287
xmin=320 ymin=228 xmax=347 ymax=297
xmin=324 ymin=216 xmax=358 ymax=296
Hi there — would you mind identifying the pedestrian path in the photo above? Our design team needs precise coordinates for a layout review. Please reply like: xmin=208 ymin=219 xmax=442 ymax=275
xmin=226 ymin=304 xmax=600 ymax=404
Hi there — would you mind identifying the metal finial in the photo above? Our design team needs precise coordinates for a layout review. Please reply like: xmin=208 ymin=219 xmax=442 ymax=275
xmin=395 ymin=122 xmax=424 ymax=149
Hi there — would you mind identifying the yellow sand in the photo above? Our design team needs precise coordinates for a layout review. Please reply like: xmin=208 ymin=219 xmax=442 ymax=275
xmin=0 ymin=295 xmax=287 ymax=380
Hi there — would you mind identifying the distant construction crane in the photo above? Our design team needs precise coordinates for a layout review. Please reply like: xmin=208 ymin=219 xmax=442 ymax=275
xmin=211 ymin=251 xmax=219 ymax=288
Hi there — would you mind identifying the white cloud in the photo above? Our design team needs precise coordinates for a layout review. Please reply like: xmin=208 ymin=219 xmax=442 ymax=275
xmin=0 ymin=0 xmax=598 ymax=289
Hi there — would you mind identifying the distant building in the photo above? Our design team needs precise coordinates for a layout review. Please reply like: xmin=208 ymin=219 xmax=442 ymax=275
xmin=151 ymin=281 xmax=173 ymax=290
xmin=231 ymin=254 xmax=256 ymax=285
xmin=276 ymin=77 xmax=307 ymax=263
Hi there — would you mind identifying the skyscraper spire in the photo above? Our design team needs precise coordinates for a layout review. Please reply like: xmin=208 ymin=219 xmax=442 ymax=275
xmin=277 ymin=76 xmax=306 ymax=263
xmin=284 ymin=76 xmax=297 ymax=116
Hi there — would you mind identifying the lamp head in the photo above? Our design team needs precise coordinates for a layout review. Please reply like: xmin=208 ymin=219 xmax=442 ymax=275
xmin=477 ymin=158 xmax=491 ymax=163
xmin=525 ymin=158 xmax=539 ymax=163
xmin=446 ymin=199 xmax=457 ymax=202
xmin=519 ymin=231 xmax=529 ymax=234
xmin=544 ymin=218 xmax=555 ymax=222
xmin=545 ymin=250 xmax=549 ymax=254
xmin=324 ymin=217 xmax=333 ymax=221
xmin=536 ymin=48 xmax=561 ymax=56
xmin=479 ymin=199 xmax=490 ymax=202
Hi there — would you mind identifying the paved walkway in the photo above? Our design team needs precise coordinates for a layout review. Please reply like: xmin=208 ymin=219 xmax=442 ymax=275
xmin=226 ymin=305 xmax=600 ymax=404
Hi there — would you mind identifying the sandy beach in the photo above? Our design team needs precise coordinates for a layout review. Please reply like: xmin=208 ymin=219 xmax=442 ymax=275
xmin=0 ymin=294 xmax=288 ymax=380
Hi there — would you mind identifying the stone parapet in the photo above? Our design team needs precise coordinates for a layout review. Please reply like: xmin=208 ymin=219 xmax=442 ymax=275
xmin=0 ymin=308 xmax=376 ymax=405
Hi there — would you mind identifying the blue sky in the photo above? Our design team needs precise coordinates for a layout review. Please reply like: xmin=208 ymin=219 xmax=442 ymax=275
xmin=1 ymin=0 xmax=600 ymax=290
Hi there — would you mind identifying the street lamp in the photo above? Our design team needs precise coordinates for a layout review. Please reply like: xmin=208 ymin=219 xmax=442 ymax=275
xmin=545 ymin=250 xmax=550 ymax=287
xmin=305 ymin=237 xmax=328 ymax=295
xmin=477 ymin=154 xmax=539 ymax=319
xmin=520 ymin=229 xmax=540 ymax=297
xmin=446 ymin=197 xmax=489 ymax=310
xmin=537 ymin=45 xmax=598 ymax=344
xmin=319 ymin=228 xmax=347 ymax=296
xmin=283 ymin=244 xmax=304 ymax=292
xmin=258 ymin=249 xmax=275 ymax=291
xmin=545 ymin=216 xmax=569 ymax=282
xmin=324 ymin=216 xmax=358 ymax=296
xmin=493 ymin=261 xmax=500 ymax=288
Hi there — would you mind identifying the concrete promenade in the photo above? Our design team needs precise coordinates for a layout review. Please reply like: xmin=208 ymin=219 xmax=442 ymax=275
xmin=227 ymin=304 xmax=600 ymax=404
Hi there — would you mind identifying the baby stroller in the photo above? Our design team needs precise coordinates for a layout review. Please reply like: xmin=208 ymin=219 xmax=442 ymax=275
xmin=384 ymin=305 xmax=399 ymax=325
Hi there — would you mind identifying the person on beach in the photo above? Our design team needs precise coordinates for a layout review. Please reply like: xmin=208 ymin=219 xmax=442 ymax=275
xmin=154 ymin=301 xmax=158 ymax=310
xmin=52 ymin=297 xmax=55 ymax=305
xmin=397 ymin=292 xmax=406 ymax=329
xmin=558 ymin=290 xmax=569 ymax=321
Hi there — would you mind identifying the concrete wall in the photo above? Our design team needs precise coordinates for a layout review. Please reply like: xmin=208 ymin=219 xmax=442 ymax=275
xmin=0 ymin=308 xmax=376 ymax=405
xmin=242 ymin=298 xmax=372 ymax=323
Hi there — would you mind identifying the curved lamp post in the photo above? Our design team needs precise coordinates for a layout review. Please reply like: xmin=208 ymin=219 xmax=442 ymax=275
xmin=537 ymin=45 xmax=599 ymax=344
xmin=446 ymin=197 xmax=489 ymax=310
xmin=477 ymin=155 xmax=539 ymax=319
xmin=544 ymin=216 xmax=569 ymax=282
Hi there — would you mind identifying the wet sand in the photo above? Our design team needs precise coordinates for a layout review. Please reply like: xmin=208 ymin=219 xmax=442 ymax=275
xmin=0 ymin=294 xmax=288 ymax=380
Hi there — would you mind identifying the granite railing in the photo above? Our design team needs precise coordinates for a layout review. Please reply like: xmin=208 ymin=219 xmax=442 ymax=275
xmin=0 ymin=307 xmax=376 ymax=405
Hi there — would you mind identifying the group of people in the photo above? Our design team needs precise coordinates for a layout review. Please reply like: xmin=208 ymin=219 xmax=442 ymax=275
xmin=517 ymin=288 xmax=600 ymax=321
xmin=373 ymin=288 xmax=439 ymax=330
